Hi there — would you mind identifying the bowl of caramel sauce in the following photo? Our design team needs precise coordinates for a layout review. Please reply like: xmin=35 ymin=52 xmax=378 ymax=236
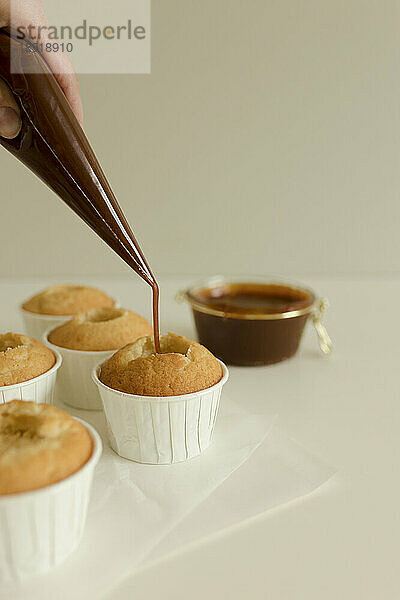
xmin=180 ymin=278 xmax=320 ymax=366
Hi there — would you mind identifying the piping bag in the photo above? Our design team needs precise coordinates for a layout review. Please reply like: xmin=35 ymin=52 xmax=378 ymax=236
xmin=0 ymin=29 xmax=160 ymax=349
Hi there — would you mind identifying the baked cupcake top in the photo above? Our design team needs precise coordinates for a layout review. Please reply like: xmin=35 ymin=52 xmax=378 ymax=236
xmin=0 ymin=400 xmax=93 ymax=495
xmin=48 ymin=307 xmax=152 ymax=351
xmin=99 ymin=332 xmax=223 ymax=396
xmin=22 ymin=284 xmax=115 ymax=316
xmin=0 ymin=333 xmax=56 ymax=386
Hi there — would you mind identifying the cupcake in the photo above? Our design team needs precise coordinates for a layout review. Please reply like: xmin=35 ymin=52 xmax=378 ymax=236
xmin=20 ymin=284 xmax=116 ymax=340
xmin=0 ymin=332 xmax=61 ymax=405
xmin=0 ymin=400 xmax=101 ymax=582
xmin=45 ymin=307 xmax=152 ymax=410
xmin=93 ymin=333 xmax=229 ymax=464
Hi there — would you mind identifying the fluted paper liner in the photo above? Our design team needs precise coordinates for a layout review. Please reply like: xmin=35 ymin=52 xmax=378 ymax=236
xmin=0 ymin=418 xmax=102 ymax=583
xmin=0 ymin=350 xmax=62 ymax=405
xmin=92 ymin=360 xmax=229 ymax=464
xmin=44 ymin=331 xmax=114 ymax=410
xmin=21 ymin=307 xmax=70 ymax=341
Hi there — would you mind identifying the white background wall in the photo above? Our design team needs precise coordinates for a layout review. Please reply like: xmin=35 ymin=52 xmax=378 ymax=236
xmin=1 ymin=0 xmax=399 ymax=278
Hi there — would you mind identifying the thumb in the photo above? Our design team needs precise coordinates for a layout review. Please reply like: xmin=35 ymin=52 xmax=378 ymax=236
xmin=0 ymin=79 xmax=22 ymax=139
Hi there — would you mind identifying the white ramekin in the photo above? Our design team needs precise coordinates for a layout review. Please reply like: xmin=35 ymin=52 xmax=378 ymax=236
xmin=0 ymin=418 xmax=102 ymax=584
xmin=44 ymin=331 xmax=114 ymax=411
xmin=0 ymin=350 xmax=62 ymax=406
xmin=92 ymin=360 xmax=229 ymax=464
xmin=20 ymin=299 xmax=119 ymax=341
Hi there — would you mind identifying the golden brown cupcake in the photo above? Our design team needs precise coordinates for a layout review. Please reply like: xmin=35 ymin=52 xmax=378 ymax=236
xmin=0 ymin=400 xmax=93 ymax=495
xmin=48 ymin=307 xmax=152 ymax=351
xmin=22 ymin=284 xmax=114 ymax=316
xmin=100 ymin=332 xmax=223 ymax=396
xmin=0 ymin=333 xmax=55 ymax=386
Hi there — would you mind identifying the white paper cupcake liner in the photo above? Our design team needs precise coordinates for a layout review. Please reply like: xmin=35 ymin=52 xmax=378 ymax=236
xmin=0 ymin=350 xmax=62 ymax=405
xmin=20 ymin=299 xmax=119 ymax=341
xmin=0 ymin=418 xmax=102 ymax=583
xmin=44 ymin=331 xmax=114 ymax=411
xmin=92 ymin=361 xmax=229 ymax=464
xmin=20 ymin=307 xmax=70 ymax=341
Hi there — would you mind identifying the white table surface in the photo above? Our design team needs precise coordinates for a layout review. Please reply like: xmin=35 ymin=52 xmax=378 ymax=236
xmin=1 ymin=275 xmax=398 ymax=599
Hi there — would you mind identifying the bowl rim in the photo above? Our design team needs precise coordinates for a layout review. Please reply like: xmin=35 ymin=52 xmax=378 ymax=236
xmin=0 ymin=349 xmax=62 ymax=391
xmin=180 ymin=275 xmax=317 ymax=320
xmin=0 ymin=417 xmax=102 ymax=503
xmin=92 ymin=358 xmax=229 ymax=403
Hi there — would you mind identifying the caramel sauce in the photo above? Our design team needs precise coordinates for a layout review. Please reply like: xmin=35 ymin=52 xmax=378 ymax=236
xmin=151 ymin=282 xmax=161 ymax=353
xmin=0 ymin=29 xmax=161 ymax=351
xmin=188 ymin=282 xmax=315 ymax=366
xmin=192 ymin=283 xmax=312 ymax=316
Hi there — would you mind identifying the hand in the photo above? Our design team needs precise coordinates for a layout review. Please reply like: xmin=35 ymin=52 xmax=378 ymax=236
xmin=0 ymin=0 xmax=83 ymax=138
xmin=0 ymin=77 xmax=21 ymax=138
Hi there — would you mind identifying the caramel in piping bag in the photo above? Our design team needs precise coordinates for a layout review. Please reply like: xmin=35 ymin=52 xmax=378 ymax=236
xmin=0 ymin=29 xmax=161 ymax=350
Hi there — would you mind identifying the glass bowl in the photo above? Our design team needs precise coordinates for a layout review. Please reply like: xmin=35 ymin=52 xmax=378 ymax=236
xmin=178 ymin=277 xmax=332 ymax=366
